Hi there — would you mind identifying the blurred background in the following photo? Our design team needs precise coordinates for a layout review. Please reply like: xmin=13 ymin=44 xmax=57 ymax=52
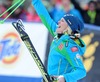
xmin=0 ymin=0 xmax=100 ymax=82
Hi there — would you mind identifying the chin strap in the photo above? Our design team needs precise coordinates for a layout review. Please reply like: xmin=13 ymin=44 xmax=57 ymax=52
xmin=69 ymin=33 xmax=81 ymax=39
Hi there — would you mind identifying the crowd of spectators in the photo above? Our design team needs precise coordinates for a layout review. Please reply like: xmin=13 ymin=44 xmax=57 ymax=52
xmin=0 ymin=0 xmax=41 ymax=22
xmin=0 ymin=0 xmax=100 ymax=26
xmin=70 ymin=0 xmax=100 ymax=26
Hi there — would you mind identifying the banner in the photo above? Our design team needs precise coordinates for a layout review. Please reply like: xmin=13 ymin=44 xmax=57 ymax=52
xmin=79 ymin=28 xmax=100 ymax=82
xmin=0 ymin=22 xmax=48 ymax=82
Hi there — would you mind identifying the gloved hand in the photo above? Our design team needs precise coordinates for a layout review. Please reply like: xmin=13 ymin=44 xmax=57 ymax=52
xmin=51 ymin=75 xmax=65 ymax=82
xmin=57 ymin=75 xmax=66 ymax=82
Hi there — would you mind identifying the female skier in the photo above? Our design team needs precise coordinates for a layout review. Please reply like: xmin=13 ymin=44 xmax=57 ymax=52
xmin=32 ymin=0 xmax=86 ymax=82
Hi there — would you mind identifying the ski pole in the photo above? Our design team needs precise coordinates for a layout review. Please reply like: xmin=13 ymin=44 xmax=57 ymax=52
xmin=0 ymin=0 xmax=25 ymax=24
xmin=0 ymin=0 xmax=21 ymax=18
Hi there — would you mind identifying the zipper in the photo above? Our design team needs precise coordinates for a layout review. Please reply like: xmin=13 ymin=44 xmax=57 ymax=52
xmin=57 ymin=59 xmax=62 ymax=75
xmin=64 ymin=63 xmax=68 ymax=74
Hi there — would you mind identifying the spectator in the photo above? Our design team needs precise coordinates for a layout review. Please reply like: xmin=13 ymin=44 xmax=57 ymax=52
xmin=84 ymin=1 xmax=97 ymax=24
xmin=49 ymin=0 xmax=83 ymax=23
xmin=11 ymin=6 xmax=27 ymax=20
xmin=61 ymin=0 xmax=83 ymax=21
xmin=71 ymin=0 xmax=100 ymax=26
xmin=26 ymin=5 xmax=41 ymax=22
xmin=49 ymin=0 xmax=64 ymax=23
xmin=0 ymin=0 xmax=28 ymax=21
xmin=0 ymin=5 xmax=9 ymax=19
xmin=10 ymin=0 xmax=28 ymax=20
xmin=0 ymin=0 xmax=12 ymax=19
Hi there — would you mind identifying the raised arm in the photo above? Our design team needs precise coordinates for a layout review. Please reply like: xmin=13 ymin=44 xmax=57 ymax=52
xmin=32 ymin=0 xmax=57 ymax=37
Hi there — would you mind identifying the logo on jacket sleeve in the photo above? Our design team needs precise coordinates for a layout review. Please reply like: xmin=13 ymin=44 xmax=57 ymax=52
xmin=71 ymin=46 xmax=78 ymax=52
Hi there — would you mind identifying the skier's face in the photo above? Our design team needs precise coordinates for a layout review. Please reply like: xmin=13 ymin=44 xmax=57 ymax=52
xmin=56 ymin=18 xmax=69 ymax=34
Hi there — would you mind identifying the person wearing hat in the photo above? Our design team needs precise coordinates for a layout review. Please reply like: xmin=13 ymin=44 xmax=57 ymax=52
xmin=32 ymin=0 xmax=86 ymax=82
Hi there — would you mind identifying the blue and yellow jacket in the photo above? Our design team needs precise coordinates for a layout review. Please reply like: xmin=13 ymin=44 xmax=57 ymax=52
xmin=32 ymin=0 xmax=86 ymax=82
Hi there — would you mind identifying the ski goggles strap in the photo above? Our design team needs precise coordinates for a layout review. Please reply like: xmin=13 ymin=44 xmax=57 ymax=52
xmin=0 ymin=0 xmax=25 ymax=24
